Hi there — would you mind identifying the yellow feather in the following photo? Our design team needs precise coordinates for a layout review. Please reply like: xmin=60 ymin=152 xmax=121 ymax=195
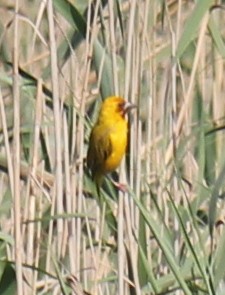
xmin=87 ymin=96 xmax=135 ymax=195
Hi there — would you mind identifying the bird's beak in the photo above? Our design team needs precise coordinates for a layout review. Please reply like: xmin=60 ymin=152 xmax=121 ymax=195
xmin=124 ymin=101 xmax=137 ymax=114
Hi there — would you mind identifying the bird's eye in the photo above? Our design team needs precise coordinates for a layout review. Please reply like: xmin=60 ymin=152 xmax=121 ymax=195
xmin=118 ymin=102 xmax=125 ymax=111
xmin=117 ymin=102 xmax=125 ymax=116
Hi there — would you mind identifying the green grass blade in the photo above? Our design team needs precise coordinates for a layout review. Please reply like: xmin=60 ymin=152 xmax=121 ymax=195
xmin=208 ymin=17 xmax=225 ymax=59
xmin=131 ymin=191 xmax=193 ymax=295
xmin=176 ymin=0 xmax=213 ymax=58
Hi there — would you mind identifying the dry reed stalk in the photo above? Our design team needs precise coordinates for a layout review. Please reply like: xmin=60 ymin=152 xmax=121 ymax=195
xmin=108 ymin=0 xmax=119 ymax=95
xmin=0 ymin=88 xmax=14 ymax=193
xmin=23 ymin=79 xmax=44 ymax=293
xmin=117 ymin=0 xmax=138 ymax=293
xmin=165 ymin=11 xmax=210 ymax=165
xmin=47 ymin=0 xmax=64 ymax=258
xmin=12 ymin=0 xmax=23 ymax=293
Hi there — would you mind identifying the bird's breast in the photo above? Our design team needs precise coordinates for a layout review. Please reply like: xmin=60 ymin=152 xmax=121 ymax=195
xmin=104 ymin=121 xmax=127 ymax=172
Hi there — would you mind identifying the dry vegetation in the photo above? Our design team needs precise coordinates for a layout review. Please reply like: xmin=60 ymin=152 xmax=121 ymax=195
xmin=0 ymin=0 xmax=225 ymax=294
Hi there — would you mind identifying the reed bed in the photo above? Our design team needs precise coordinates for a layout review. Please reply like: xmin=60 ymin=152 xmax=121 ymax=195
xmin=0 ymin=0 xmax=225 ymax=294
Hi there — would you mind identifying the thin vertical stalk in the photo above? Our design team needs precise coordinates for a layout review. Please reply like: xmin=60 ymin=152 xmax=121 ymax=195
xmin=124 ymin=0 xmax=137 ymax=99
xmin=47 ymin=0 xmax=64 ymax=257
xmin=108 ymin=0 xmax=119 ymax=95
xmin=117 ymin=188 xmax=125 ymax=295
xmin=30 ymin=79 xmax=44 ymax=293
xmin=119 ymin=1 xmax=137 ymax=294
xmin=165 ymin=12 xmax=210 ymax=165
xmin=13 ymin=0 xmax=23 ymax=294
xmin=75 ymin=0 xmax=101 ymax=279
xmin=0 ymin=87 xmax=14 ymax=193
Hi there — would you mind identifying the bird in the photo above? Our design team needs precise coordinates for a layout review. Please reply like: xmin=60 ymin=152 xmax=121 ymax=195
xmin=87 ymin=96 xmax=136 ymax=196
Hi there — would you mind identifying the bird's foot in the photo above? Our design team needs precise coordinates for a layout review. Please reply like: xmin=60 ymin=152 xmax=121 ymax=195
xmin=111 ymin=180 xmax=128 ymax=193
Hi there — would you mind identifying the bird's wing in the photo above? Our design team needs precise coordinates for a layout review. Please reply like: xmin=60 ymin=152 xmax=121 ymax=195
xmin=87 ymin=125 xmax=112 ymax=176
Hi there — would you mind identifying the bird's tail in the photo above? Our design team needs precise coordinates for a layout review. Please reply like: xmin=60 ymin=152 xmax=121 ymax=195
xmin=94 ymin=174 xmax=103 ymax=200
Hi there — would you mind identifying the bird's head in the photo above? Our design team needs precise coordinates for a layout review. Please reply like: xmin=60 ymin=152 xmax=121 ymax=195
xmin=101 ymin=96 xmax=136 ymax=118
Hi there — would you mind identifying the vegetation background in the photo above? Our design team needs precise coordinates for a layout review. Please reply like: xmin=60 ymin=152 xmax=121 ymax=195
xmin=0 ymin=0 xmax=225 ymax=294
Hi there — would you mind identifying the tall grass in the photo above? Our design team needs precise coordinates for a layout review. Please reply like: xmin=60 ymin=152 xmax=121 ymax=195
xmin=0 ymin=0 xmax=225 ymax=294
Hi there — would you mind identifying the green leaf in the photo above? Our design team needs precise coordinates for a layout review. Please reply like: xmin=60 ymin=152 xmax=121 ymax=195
xmin=214 ymin=225 xmax=225 ymax=288
xmin=53 ymin=0 xmax=86 ymax=36
xmin=209 ymin=162 xmax=225 ymax=239
xmin=131 ymin=191 xmax=193 ymax=295
xmin=208 ymin=17 xmax=225 ymax=59
xmin=93 ymin=40 xmax=114 ymax=98
xmin=176 ymin=0 xmax=213 ymax=58
xmin=0 ymin=263 xmax=16 ymax=295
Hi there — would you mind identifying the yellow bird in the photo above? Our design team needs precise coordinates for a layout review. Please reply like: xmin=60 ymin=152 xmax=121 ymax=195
xmin=87 ymin=96 xmax=136 ymax=195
